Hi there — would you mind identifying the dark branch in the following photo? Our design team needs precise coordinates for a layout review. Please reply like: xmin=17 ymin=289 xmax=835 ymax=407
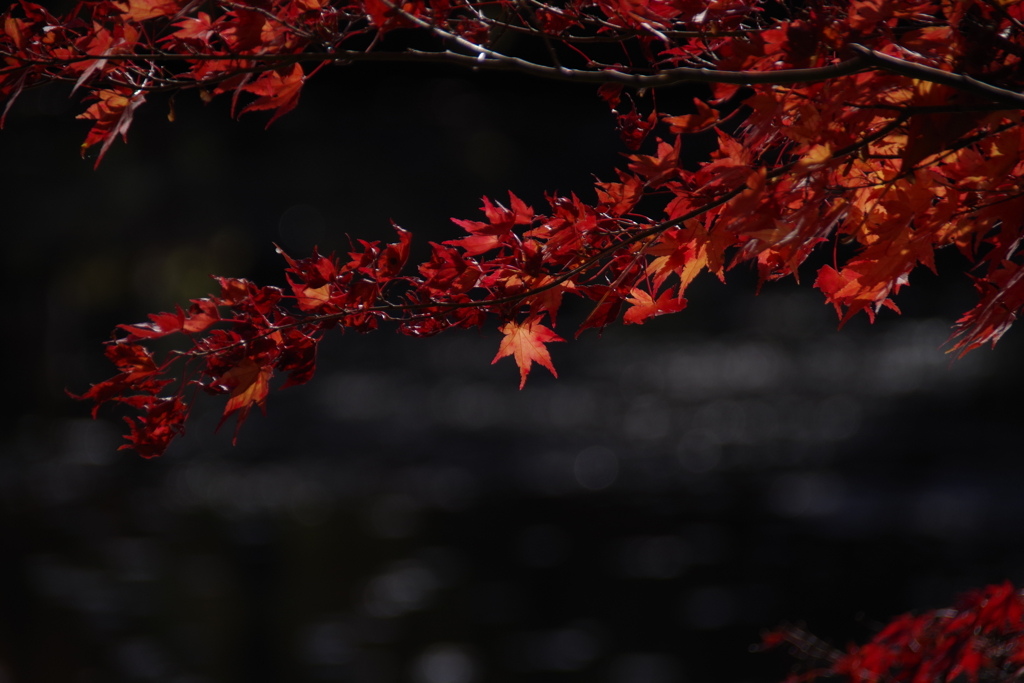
xmin=848 ymin=44 xmax=1024 ymax=108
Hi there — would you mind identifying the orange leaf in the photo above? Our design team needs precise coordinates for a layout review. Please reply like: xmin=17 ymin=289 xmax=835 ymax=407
xmin=492 ymin=317 xmax=564 ymax=389
xmin=793 ymin=143 xmax=832 ymax=173
xmin=301 ymin=284 xmax=332 ymax=309
xmin=663 ymin=98 xmax=719 ymax=134
xmin=116 ymin=0 xmax=181 ymax=21
xmin=217 ymin=359 xmax=272 ymax=440
xmin=165 ymin=11 xmax=216 ymax=42
xmin=595 ymin=170 xmax=644 ymax=217
xmin=623 ymin=287 xmax=686 ymax=324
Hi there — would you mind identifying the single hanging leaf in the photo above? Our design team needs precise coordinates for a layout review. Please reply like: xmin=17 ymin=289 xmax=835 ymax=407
xmin=492 ymin=317 xmax=564 ymax=389
xmin=77 ymin=87 xmax=146 ymax=168
xmin=240 ymin=64 xmax=305 ymax=127
xmin=215 ymin=359 xmax=273 ymax=441
xmin=623 ymin=287 xmax=687 ymax=324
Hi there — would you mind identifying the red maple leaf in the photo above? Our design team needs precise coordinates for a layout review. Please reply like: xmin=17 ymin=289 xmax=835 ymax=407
xmin=240 ymin=64 xmax=305 ymax=127
xmin=116 ymin=0 xmax=181 ymax=22
xmin=70 ymin=342 xmax=172 ymax=416
xmin=214 ymin=358 xmax=273 ymax=441
xmin=492 ymin=317 xmax=564 ymax=389
xmin=616 ymin=103 xmax=657 ymax=151
xmin=118 ymin=299 xmax=220 ymax=340
xmin=623 ymin=287 xmax=687 ymax=324
xmin=77 ymin=87 xmax=146 ymax=168
xmin=163 ymin=11 xmax=216 ymax=43
xmin=664 ymin=98 xmax=720 ymax=134
xmin=121 ymin=396 xmax=189 ymax=458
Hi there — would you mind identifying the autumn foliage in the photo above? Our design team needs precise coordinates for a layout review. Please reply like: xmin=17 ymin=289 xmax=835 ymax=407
xmin=5 ymin=0 xmax=1024 ymax=458
xmin=764 ymin=583 xmax=1024 ymax=683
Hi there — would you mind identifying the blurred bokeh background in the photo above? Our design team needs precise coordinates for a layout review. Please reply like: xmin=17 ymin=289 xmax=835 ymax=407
xmin=2 ymin=59 xmax=1024 ymax=683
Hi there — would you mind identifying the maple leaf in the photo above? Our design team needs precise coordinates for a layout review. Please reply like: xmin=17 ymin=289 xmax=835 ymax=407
xmin=163 ymin=11 xmax=216 ymax=43
xmin=522 ymin=275 xmax=575 ymax=325
xmin=949 ymin=261 xmax=1024 ymax=356
xmin=793 ymin=144 xmax=832 ymax=174
xmin=65 ymin=25 xmax=118 ymax=84
xmin=376 ymin=224 xmax=413 ymax=279
xmin=623 ymin=287 xmax=686 ymax=324
xmin=627 ymin=137 xmax=680 ymax=186
xmin=219 ymin=8 xmax=269 ymax=52
xmin=118 ymin=299 xmax=220 ymax=340
xmin=116 ymin=0 xmax=181 ymax=22
xmin=492 ymin=317 xmax=564 ymax=389
xmin=362 ymin=0 xmax=425 ymax=31
xmin=598 ymin=82 xmax=623 ymax=109
xmin=814 ymin=264 xmax=901 ymax=325
xmin=616 ymin=103 xmax=657 ymax=151
xmin=576 ymin=286 xmax=625 ymax=336
xmin=70 ymin=342 xmax=172 ymax=416
xmin=77 ymin=87 xmax=146 ymax=168
xmin=278 ymin=328 xmax=319 ymax=389
xmin=595 ymin=170 xmax=643 ymax=217
xmin=663 ymin=98 xmax=719 ymax=134
xmin=644 ymin=221 xmax=710 ymax=291
xmin=214 ymin=358 xmax=273 ymax=441
xmin=446 ymin=193 xmax=534 ymax=255
xmin=240 ymin=64 xmax=305 ymax=127
xmin=120 ymin=396 xmax=189 ymax=458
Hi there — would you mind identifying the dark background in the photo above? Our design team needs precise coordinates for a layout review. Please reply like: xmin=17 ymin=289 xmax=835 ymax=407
xmin=1 ymin=55 xmax=1023 ymax=683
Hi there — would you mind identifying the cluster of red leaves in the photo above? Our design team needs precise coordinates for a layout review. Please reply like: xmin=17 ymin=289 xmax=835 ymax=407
xmin=764 ymin=583 xmax=1024 ymax=683
xmin=6 ymin=0 xmax=1024 ymax=455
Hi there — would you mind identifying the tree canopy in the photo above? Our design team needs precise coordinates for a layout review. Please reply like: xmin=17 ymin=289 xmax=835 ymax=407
xmin=4 ymin=0 xmax=1024 ymax=458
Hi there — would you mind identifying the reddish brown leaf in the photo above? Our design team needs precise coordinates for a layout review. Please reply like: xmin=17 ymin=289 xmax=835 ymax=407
xmin=616 ymin=104 xmax=657 ymax=151
xmin=120 ymin=396 xmax=189 ymax=458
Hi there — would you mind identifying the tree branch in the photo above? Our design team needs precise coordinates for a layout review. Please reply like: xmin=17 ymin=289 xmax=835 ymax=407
xmin=848 ymin=44 xmax=1024 ymax=108
xmin=7 ymin=48 xmax=873 ymax=88
xmin=16 ymin=44 xmax=1024 ymax=108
